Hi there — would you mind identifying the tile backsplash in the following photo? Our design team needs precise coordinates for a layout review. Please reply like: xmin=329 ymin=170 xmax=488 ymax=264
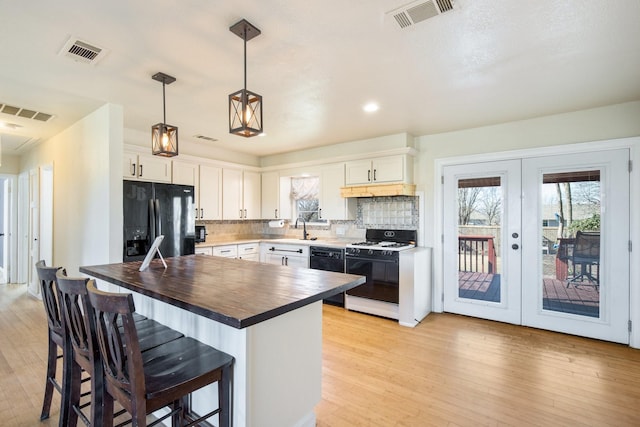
xmin=199 ymin=196 xmax=418 ymax=242
xmin=356 ymin=196 xmax=418 ymax=230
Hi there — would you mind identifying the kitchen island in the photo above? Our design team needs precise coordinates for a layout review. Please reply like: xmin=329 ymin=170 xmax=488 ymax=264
xmin=80 ymin=254 xmax=364 ymax=427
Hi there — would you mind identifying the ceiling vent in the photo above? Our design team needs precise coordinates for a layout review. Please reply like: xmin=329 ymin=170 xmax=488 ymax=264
xmin=0 ymin=103 xmax=54 ymax=122
xmin=59 ymin=36 xmax=108 ymax=65
xmin=386 ymin=0 xmax=455 ymax=29
xmin=194 ymin=134 xmax=219 ymax=142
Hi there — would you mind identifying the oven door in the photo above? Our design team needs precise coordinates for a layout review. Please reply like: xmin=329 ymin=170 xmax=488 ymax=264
xmin=345 ymin=256 xmax=399 ymax=304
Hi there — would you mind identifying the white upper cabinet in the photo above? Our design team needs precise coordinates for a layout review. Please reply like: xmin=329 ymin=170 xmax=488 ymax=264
xmin=261 ymin=171 xmax=280 ymax=219
xmin=222 ymin=168 xmax=261 ymax=220
xmin=198 ymin=165 xmax=223 ymax=221
xmin=319 ymin=163 xmax=355 ymax=220
xmin=123 ymin=151 xmax=172 ymax=183
xmin=345 ymin=155 xmax=408 ymax=185
xmin=173 ymin=161 xmax=222 ymax=221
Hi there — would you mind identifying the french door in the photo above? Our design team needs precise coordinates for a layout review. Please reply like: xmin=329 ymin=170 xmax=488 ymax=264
xmin=443 ymin=160 xmax=522 ymax=324
xmin=443 ymin=149 xmax=630 ymax=343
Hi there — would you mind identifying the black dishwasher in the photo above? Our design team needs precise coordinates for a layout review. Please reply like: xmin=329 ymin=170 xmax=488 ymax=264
xmin=309 ymin=246 xmax=345 ymax=306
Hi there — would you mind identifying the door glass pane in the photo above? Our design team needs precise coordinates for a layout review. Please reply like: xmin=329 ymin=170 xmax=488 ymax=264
xmin=457 ymin=177 xmax=502 ymax=302
xmin=541 ymin=170 xmax=600 ymax=317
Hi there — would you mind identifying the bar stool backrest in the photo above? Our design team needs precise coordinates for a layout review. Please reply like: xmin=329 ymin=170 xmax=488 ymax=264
xmin=87 ymin=281 xmax=145 ymax=414
xmin=55 ymin=271 xmax=98 ymax=369
xmin=35 ymin=260 xmax=65 ymax=344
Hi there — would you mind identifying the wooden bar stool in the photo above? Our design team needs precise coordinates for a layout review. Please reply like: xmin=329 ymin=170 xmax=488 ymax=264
xmin=87 ymin=281 xmax=234 ymax=427
xmin=55 ymin=271 xmax=186 ymax=427
xmin=35 ymin=260 xmax=72 ymax=426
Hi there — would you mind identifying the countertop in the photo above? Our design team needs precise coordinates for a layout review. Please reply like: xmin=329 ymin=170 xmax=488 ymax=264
xmin=196 ymin=237 xmax=353 ymax=249
xmin=80 ymin=255 xmax=364 ymax=329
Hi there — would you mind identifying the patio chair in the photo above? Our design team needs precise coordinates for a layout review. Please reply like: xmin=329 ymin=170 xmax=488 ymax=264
xmin=567 ymin=231 xmax=600 ymax=289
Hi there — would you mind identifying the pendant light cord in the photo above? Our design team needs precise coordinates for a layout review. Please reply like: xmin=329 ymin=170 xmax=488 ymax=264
xmin=162 ymin=81 xmax=167 ymax=124
xmin=243 ymin=27 xmax=247 ymax=91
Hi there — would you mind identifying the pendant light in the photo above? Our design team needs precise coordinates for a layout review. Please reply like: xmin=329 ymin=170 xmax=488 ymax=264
xmin=151 ymin=72 xmax=178 ymax=157
xmin=229 ymin=19 xmax=263 ymax=137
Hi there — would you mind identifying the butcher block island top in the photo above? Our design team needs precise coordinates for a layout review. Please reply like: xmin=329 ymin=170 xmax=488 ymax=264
xmin=80 ymin=254 xmax=365 ymax=329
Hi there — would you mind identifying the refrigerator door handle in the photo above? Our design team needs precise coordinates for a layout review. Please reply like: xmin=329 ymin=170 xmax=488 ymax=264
xmin=154 ymin=199 xmax=161 ymax=236
xmin=149 ymin=199 xmax=157 ymax=242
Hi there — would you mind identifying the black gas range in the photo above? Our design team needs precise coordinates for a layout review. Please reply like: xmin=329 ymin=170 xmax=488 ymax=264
xmin=345 ymin=229 xmax=416 ymax=306
xmin=346 ymin=229 xmax=416 ymax=256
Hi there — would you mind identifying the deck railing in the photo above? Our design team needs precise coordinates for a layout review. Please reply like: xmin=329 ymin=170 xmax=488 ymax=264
xmin=458 ymin=235 xmax=496 ymax=273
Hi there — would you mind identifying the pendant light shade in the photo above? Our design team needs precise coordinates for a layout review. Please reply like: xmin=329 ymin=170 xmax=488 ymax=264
xmin=229 ymin=19 xmax=263 ymax=137
xmin=151 ymin=72 xmax=178 ymax=157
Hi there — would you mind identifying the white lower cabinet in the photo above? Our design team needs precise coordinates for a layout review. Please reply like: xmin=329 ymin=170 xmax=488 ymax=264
xmin=260 ymin=243 xmax=309 ymax=268
xmin=206 ymin=242 xmax=260 ymax=261
xmin=195 ymin=246 xmax=213 ymax=256
xmin=237 ymin=243 xmax=259 ymax=261
xmin=213 ymin=245 xmax=238 ymax=258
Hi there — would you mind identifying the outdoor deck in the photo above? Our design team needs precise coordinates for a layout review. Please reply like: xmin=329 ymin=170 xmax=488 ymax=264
xmin=458 ymin=272 xmax=599 ymax=317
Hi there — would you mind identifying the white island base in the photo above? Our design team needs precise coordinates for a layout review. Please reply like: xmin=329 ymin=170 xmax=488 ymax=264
xmin=106 ymin=282 xmax=322 ymax=427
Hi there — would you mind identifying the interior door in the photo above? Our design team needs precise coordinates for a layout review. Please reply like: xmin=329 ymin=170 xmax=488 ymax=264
xmin=521 ymin=149 xmax=630 ymax=343
xmin=443 ymin=160 xmax=522 ymax=324
xmin=28 ymin=168 xmax=40 ymax=296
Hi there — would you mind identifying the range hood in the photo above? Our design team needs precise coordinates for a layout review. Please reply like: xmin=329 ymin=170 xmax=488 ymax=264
xmin=340 ymin=183 xmax=416 ymax=198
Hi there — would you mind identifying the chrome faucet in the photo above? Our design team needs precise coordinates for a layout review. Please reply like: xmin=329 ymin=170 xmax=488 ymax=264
xmin=294 ymin=217 xmax=309 ymax=240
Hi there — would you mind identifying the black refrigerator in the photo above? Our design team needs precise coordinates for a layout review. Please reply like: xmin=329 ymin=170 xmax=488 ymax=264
xmin=123 ymin=180 xmax=196 ymax=262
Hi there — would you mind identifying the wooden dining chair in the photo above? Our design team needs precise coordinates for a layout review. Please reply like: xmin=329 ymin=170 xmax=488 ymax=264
xmin=55 ymin=271 xmax=104 ymax=427
xmin=86 ymin=281 xmax=234 ymax=427
xmin=35 ymin=260 xmax=71 ymax=426
xmin=55 ymin=271 xmax=186 ymax=427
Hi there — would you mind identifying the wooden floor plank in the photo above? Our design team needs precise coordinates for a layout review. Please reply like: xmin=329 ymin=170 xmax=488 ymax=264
xmin=2 ymin=283 xmax=640 ymax=426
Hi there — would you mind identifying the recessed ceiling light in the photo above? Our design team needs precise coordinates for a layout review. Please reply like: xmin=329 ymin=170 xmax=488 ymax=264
xmin=363 ymin=102 xmax=379 ymax=113
xmin=0 ymin=121 xmax=22 ymax=130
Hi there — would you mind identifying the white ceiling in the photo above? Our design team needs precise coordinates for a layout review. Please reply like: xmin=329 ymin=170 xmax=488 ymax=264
xmin=1 ymin=0 xmax=639 ymax=158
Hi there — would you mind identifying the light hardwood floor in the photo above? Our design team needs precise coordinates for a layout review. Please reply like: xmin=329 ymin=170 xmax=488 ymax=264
xmin=2 ymin=283 xmax=640 ymax=426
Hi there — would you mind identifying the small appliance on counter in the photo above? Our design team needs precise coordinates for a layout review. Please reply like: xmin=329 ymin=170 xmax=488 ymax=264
xmin=195 ymin=225 xmax=207 ymax=243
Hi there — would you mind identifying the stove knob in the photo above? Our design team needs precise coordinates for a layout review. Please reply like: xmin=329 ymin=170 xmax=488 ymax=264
xmin=368 ymin=249 xmax=374 ymax=256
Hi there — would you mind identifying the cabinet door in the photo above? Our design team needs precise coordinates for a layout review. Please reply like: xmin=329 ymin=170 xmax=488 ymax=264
xmin=371 ymin=155 xmax=404 ymax=183
xmin=285 ymin=255 xmax=309 ymax=268
xmin=195 ymin=246 xmax=213 ymax=256
xmin=261 ymin=171 xmax=280 ymax=219
xmin=320 ymin=163 xmax=355 ymax=220
xmin=123 ymin=152 xmax=139 ymax=179
xmin=213 ymin=245 xmax=237 ymax=258
xmin=345 ymin=159 xmax=372 ymax=185
xmin=237 ymin=243 xmax=259 ymax=260
xmin=137 ymin=153 xmax=172 ymax=183
xmin=199 ymin=165 xmax=222 ymax=220
xmin=243 ymin=171 xmax=261 ymax=219
xmin=222 ymin=169 xmax=243 ymax=220
xmin=265 ymin=253 xmax=285 ymax=265
xmin=173 ymin=161 xmax=200 ymax=218
xmin=172 ymin=161 xmax=198 ymax=186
